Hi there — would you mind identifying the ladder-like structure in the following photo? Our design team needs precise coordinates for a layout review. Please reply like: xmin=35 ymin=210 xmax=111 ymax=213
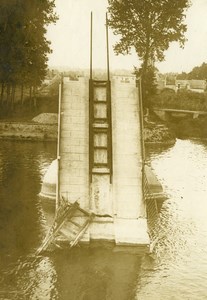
xmin=37 ymin=200 xmax=94 ymax=254
xmin=89 ymin=12 xmax=113 ymax=183
xmin=37 ymin=13 xmax=112 ymax=254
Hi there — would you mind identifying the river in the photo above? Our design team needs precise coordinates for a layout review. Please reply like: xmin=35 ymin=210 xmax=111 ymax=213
xmin=0 ymin=139 xmax=207 ymax=299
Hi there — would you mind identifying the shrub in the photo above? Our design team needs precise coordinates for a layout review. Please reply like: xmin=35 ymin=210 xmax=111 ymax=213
xmin=150 ymin=89 xmax=207 ymax=111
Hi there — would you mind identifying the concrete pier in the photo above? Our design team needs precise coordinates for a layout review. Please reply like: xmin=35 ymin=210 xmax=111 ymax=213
xmin=42 ymin=75 xmax=150 ymax=250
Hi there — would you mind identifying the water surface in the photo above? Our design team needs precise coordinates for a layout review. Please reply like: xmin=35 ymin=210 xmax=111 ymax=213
xmin=0 ymin=139 xmax=207 ymax=299
xmin=138 ymin=139 xmax=207 ymax=300
xmin=0 ymin=141 xmax=141 ymax=300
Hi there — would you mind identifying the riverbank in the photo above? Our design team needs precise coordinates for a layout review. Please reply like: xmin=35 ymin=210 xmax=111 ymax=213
xmin=167 ymin=115 xmax=207 ymax=139
xmin=0 ymin=114 xmax=57 ymax=141
xmin=143 ymin=112 xmax=176 ymax=144
xmin=145 ymin=110 xmax=207 ymax=142
xmin=144 ymin=123 xmax=175 ymax=144
xmin=0 ymin=113 xmax=175 ymax=144
xmin=0 ymin=121 xmax=57 ymax=141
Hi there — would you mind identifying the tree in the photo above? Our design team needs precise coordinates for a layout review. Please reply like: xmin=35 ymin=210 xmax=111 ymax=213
xmin=0 ymin=0 xmax=57 ymax=109
xmin=134 ymin=65 xmax=157 ymax=107
xmin=188 ymin=62 xmax=207 ymax=80
xmin=176 ymin=62 xmax=207 ymax=81
xmin=176 ymin=71 xmax=188 ymax=80
xmin=108 ymin=0 xmax=190 ymax=106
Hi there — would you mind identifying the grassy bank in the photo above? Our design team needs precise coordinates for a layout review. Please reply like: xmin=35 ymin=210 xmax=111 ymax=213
xmin=0 ymin=122 xmax=57 ymax=141
xmin=151 ymin=89 xmax=207 ymax=112
xmin=149 ymin=89 xmax=207 ymax=139
xmin=0 ymin=111 xmax=176 ymax=144
xmin=167 ymin=115 xmax=207 ymax=139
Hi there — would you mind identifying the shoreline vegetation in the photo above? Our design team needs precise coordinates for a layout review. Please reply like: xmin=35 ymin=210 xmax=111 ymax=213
xmin=167 ymin=116 xmax=207 ymax=139
xmin=0 ymin=112 xmax=176 ymax=144
xmin=0 ymin=92 xmax=207 ymax=144
xmin=1 ymin=112 xmax=206 ymax=144
xmin=148 ymin=87 xmax=207 ymax=142
xmin=0 ymin=110 xmax=206 ymax=144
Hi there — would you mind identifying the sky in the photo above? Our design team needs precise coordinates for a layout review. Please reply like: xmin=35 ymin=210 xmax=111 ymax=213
xmin=46 ymin=0 xmax=207 ymax=74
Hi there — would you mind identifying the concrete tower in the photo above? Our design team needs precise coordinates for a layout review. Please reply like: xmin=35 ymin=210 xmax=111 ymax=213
xmin=55 ymin=74 xmax=149 ymax=250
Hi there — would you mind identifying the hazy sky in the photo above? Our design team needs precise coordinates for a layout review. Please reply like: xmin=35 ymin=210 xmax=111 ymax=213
xmin=46 ymin=0 xmax=207 ymax=73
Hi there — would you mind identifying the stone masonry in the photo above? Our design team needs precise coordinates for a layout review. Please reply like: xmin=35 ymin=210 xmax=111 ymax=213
xmin=58 ymin=75 xmax=149 ymax=248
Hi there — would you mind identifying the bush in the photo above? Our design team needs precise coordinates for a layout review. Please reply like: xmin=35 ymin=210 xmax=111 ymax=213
xmin=150 ymin=89 xmax=207 ymax=111
xmin=160 ymin=88 xmax=175 ymax=94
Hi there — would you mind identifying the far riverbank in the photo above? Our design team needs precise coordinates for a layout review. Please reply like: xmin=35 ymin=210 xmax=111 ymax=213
xmin=166 ymin=115 xmax=207 ymax=139
xmin=0 ymin=121 xmax=57 ymax=141
xmin=0 ymin=113 xmax=176 ymax=144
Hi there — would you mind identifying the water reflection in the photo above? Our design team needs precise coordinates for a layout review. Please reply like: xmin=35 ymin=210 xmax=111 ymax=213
xmin=50 ymin=248 xmax=142 ymax=300
xmin=2 ymin=250 xmax=143 ymax=300
xmin=0 ymin=141 xmax=143 ymax=300
xmin=137 ymin=139 xmax=207 ymax=299
xmin=1 ymin=139 xmax=207 ymax=299
xmin=0 ymin=141 xmax=56 ymax=298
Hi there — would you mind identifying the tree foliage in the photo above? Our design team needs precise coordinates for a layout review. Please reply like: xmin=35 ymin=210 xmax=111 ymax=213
xmin=134 ymin=65 xmax=157 ymax=106
xmin=108 ymin=0 xmax=190 ymax=71
xmin=108 ymin=0 xmax=190 ymax=107
xmin=188 ymin=62 xmax=207 ymax=80
xmin=176 ymin=71 xmax=188 ymax=80
xmin=0 ymin=0 xmax=57 ymax=109
xmin=176 ymin=62 xmax=207 ymax=80
xmin=151 ymin=88 xmax=207 ymax=112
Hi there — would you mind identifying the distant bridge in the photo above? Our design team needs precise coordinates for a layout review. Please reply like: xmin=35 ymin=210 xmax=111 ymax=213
xmin=153 ymin=108 xmax=207 ymax=121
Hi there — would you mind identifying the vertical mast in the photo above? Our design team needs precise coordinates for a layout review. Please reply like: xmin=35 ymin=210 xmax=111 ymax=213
xmin=138 ymin=77 xmax=145 ymax=163
xmin=106 ymin=13 xmax=110 ymax=81
xmin=89 ymin=12 xmax=93 ymax=182
xmin=106 ymin=12 xmax=113 ymax=182
xmin=90 ymin=11 xmax=93 ymax=80
xmin=138 ymin=76 xmax=147 ymax=205
xmin=56 ymin=75 xmax=63 ymax=212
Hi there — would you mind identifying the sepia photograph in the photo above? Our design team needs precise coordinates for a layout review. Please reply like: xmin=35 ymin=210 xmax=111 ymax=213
xmin=0 ymin=0 xmax=206 ymax=299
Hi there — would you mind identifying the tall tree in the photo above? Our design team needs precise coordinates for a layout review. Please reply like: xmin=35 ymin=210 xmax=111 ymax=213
xmin=134 ymin=65 xmax=158 ymax=107
xmin=108 ymin=0 xmax=190 ymax=105
xmin=0 ymin=0 xmax=57 ymax=108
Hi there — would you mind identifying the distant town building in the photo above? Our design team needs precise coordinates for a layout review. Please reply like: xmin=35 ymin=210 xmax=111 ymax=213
xmin=156 ymin=75 xmax=207 ymax=93
xmin=189 ymin=80 xmax=207 ymax=92
xmin=175 ymin=79 xmax=206 ymax=93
